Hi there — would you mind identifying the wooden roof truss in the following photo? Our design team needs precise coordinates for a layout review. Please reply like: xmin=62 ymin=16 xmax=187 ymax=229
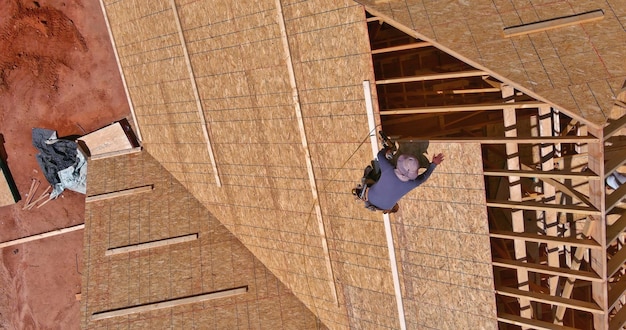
xmin=367 ymin=11 xmax=626 ymax=330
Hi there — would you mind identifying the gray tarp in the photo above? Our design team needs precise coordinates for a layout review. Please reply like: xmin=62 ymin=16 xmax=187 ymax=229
xmin=32 ymin=128 xmax=86 ymax=198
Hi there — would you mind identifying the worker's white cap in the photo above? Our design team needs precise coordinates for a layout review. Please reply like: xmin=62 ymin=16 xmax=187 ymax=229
xmin=394 ymin=154 xmax=419 ymax=182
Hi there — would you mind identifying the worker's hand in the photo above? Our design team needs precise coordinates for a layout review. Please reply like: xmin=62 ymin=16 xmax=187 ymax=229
xmin=432 ymin=153 xmax=444 ymax=165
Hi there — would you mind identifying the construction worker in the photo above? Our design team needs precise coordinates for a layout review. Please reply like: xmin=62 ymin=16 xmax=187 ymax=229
xmin=365 ymin=147 xmax=444 ymax=213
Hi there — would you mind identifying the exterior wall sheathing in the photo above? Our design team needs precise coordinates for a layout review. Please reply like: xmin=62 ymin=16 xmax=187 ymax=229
xmin=81 ymin=152 xmax=325 ymax=329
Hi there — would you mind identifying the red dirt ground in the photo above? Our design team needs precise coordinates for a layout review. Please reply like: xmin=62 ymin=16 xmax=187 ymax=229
xmin=0 ymin=0 xmax=129 ymax=328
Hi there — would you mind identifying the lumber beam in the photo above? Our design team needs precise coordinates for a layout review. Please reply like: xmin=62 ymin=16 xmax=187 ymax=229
xmin=497 ymin=312 xmax=582 ymax=330
xmin=609 ymin=302 xmax=626 ymax=330
xmin=0 ymin=224 xmax=85 ymax=249
xmin=381 ymin=100 xmax=546 ymax=114
xmin=606 ymin=212 xmax=626 ymax=246
xmin=371 ymin=42 xmax=432 ymax=54
xmin=503 ymin=9 xmax=604 ymax=38
xmin=91 ymin=286 xmax=248 ymax=320
xmin=604 ymin=114 xmax=626 ymax=140
xmin=483 ymin=169 xmax=600 ymax=181
xmin=604 ymin=149 xmax=626 ymax=179
xmin=489 ymin=230 xmax=601 ymax=250
xmin=85 ymin=185 xmax=154 ymax=203
xmin=608 ymin=274 xmax=626 ymax=311
xmin=89 ymin=147 xmax=142 ymax=160
xmin=492 ymin=257 xmax=602 ymax=282
xmin=106 ymin=234 xmax=198 ymax=256
xmin=607 ymin=244 xmax=626 ymax=278
xmin=502 ymin=98 xmax=532 ymax=320
xmin=398 ymin=136 xmax=598 ymax=144
xmin=487 ymin=200 xmax=601 ymax=215
xmin=375 ymin=70 xmax=487 ymax=85
xmin=606 ymin=182 xmax=626 ymax=213
xmin=496 ymin=286 xmax=604 ymax=314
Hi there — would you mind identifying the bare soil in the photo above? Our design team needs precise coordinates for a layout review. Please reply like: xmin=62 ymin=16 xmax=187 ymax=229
xmin=0 ymin=0 xmax=129 ymax=328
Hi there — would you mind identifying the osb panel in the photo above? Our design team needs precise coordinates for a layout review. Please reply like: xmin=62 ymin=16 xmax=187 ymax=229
xmin=81 ymin=152 xmax=324 ymax=329
xmin=356 ymin=0 xmax=626 ymax=127
xmin=393 ymin=142 xmax=497 ymax=328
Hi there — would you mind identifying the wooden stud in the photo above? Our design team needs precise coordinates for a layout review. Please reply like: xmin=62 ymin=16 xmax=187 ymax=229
xmin=85 ymin=185 xmax=154 ymax=203
xmin=503 ymin=9 xmax=604 ymax=38
xmin=606 ymin=212 xmax=626 ymax=246
xmin=0 ymin=224 xmax=85 ymax=249
xmin=489 ymin=230 xmax=601 ymax=250
xmin=106 ymin=234 xmax=198 ymax=256
xmin=607 ymin=244 xmax=626 ymax=278
xmin=496 ymin=286 xmax=604 ymax=314
xmin=498 ymin=312 xmax=581 ymax=330
xmin=398 ymin=136 xmax=598 ymax=144
xmin=609 ymin=304 xmax=626 ymax=330
xmin=375 ymin=70 xmax=487 ymax=85
xmin=381 ymin=100 xmax=546 ymax=114
xmin=486 ymin=200 xmax=601 ymax=215
xmin=371 ymin=42 xmax=432 ymax=54
xmin=89 ymin=147 xmax=142 ymax=161
xmin=91 ymin=286 xmax=248 ymax=321
xmin=604 ymin=115 xmax=626 ymax=140
xmin=483 ymin=169 xmax=600 ymax=181
xmin=492 ymin=257 xmax=602 ymax=282
xmin=606 ymin=182 xmax=626 ymax=213
xmin=608 ymin=274 xmax=626 ymax=312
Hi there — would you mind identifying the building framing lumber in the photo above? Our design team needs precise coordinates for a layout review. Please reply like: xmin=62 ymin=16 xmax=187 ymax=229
xmin=606 ymin=213 xmax=626 ymax=245
xmin=0 ymin=224 xmax=85 ymax=249
xmin=91 ymin=286 xmax=248 ymax=321
xmin=89 ymin=147 xmax=142 ymax=160
xmin=604 ymin=114 xmax=626 ymax=140
xmin=604 ymin=149 xmax=626 ymax=178
xmin=489 ymin=230 xmax=601 ymax=250
xmin=399 ymin=136 xmax=597 ymax=144
xmin=105 ymin=234 xmax=198 ymax=256
xmin=503 ymin=9 xmax=604 ymax=38
xmin=483 ymin=169 xmax=600 ymax=181
xmin=375 ymin=70 xmax=487 ymax=85
xmin=502 ymin=97 xmax=532 ymax=320
xmin=606 ymin=183 xmax=626 ymax=213
xmin=364 ymin=80 xmax=407 ymax=330
xmin=606 ymin=244 xmax=626 ymax=278
xmin=486 ymin=200 xmax=601 ymax=215
xmin=496 ymin=286 xmax=604 ymax=314
xmin=85 ymin=185 xmax=154 ymax=203
xmin=169 ymin=0 xmax=221 ymax=187
xmin=608 ymin=275 xmax=626 ymax=311
xmin=498 ymin=312 xmax=582 ymax=330
xmin=492 ymin=258 xmax=602 ymax=282
xmin=381 ymin=100 xmax=546 ymax=114
xmin=609 ymin=303 xmax=626 ymax=330
xmin=554 ymin=220 xmax=595 ymax=323
xmin=370 ymin=42 xmax=432 ymax=54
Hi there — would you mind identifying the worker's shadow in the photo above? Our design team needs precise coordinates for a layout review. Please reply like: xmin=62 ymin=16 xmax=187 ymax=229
xmin=0 ymin=134 xmax=7 ymax=163
xmin=391 ymin=140 xmax=431 ymax=173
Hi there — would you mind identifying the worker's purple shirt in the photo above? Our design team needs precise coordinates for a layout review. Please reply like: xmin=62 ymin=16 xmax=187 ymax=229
xmin=367 ymin=149 xmax=437 ymax=210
